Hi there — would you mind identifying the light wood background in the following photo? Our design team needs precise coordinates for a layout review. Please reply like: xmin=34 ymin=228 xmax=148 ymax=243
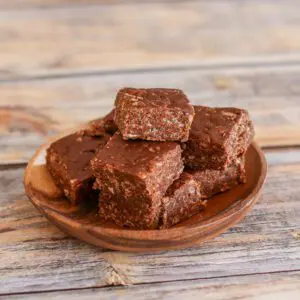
xmin=1 ymin=1 xmax=300 ymax=299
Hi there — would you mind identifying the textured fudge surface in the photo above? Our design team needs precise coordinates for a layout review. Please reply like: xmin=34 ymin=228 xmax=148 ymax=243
xmin=92 ymin=132 xmax=183 ymax=229
xmin=46 ymin=133 xmax=110 ymax=204
xmin=81 ymin=109 xmax=118 ymax=137
xmin=187 ymin=156 xmax=246 ymax=199
xmin=160 ymin=172 xmax=206 ymax=229
xmin=183 ymin=106 xmax=254 ymax=170
xmin=114 ymin=88 xmax=195 ymax=142
xmin=98 ymin=192 xmax=161 ymax=230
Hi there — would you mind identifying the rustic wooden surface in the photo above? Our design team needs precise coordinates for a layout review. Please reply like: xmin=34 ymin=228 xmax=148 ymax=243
xmin=3 ymin=272 xmax=300 ymax=300
xmin=1 ymin=0 xmax=300 ymax=299
xmin=1 ymin=1 xmax=300 ymax=78
xmin=1 ymin=149 xmax=300 ymax=297
xmin=2 ymin=58 xmax=300 ymax=163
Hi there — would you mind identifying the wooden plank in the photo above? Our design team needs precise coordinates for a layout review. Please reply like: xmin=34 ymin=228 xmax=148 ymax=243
xmin=0 ymin=0 xmax=187 ymax=10
xmin=1 ymin=1 xmax=300 ymax=78
xmin=0 ymin=0 xmax=175 ymax=9
xmin=1 ymin=149 xmax=300 ymax=294
xmin=2 ymin=271 xmax=300 ymax=300
xmin=1 ymin=60 xmax=300 ymax=163
xmin=0 ymin=0 xmax=114 ymax=9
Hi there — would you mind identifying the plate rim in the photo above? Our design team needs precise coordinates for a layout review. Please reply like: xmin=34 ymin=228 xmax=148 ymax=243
xmin=24 ymin=135 xmax=267 ymax=249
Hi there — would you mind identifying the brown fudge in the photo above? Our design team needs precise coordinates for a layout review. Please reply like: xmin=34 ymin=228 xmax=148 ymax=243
xmin=81 ymin=109 xmax=118 ymax=137
xmin=187 ymin=156 xmax=246 ymax=199
xmin=114 ymin=88 xmax=195 ymax=142
xmin=91 ymin=131 xmax=184 ymax=229
xmin=183 ymin=106 xmax=254 ymax=170
xmin=160 ymin=172 xmax=206 ymax=229
xmin=46 ymin=133 xmax=110 ymax=205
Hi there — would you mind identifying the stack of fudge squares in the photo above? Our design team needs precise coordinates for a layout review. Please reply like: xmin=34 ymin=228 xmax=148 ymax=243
xmin=46 ymin=88 xmax=254 ymax=230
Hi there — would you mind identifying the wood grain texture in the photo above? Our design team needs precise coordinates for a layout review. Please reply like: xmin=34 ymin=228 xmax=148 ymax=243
xmin=1 ymin=1 xmax=300 ymax=78
xmin=1 ymin=59 xmax=300 ymax=163
xmin=1 ymin=149 xmax=300 ymax=294
xmin=1 ymin=0 xmax=299 ymax=297
xmin=0 ymin=0 xmax=172 ymax=9
xmin=2 ymin=271 xmax=300 ymax=300
xmin=0 ymin=0 xmax=117 ymax=9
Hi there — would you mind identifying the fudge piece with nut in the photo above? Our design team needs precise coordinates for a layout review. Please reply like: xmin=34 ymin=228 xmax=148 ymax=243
xmin=114 ymin=88 xmax=194 ymax=142
xmin=183 ymin=106 xmax=254 ymax=170
xmin=46 ymin=133 xmax=110 ymax=205
xmin=92 ymin=132 xmax=184 ymax=229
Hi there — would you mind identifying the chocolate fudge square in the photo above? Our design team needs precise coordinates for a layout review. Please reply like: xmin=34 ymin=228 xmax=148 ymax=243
xmin=114 ymin=88 xmax=195 ymax=142
xmin=81 ymin=109 xmax=118 ymax=137
xmin=46 ymin=133 xmax=110 ymax=205
xmin=160 ymin=172 xmax=206 ymax=229
xmin=91 ymin=132 xmax=184 ymax=229
xmin=187 ymin=156 xmax=246 ymax=199
xmin=183 ymin=106 xmax=254 ymax=170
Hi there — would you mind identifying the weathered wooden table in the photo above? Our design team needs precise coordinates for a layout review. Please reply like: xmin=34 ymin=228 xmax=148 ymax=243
xmin=1 ymin=1 xmax=300 ymax=299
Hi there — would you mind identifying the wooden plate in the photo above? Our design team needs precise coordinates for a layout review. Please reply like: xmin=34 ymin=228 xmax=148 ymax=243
xmin=24 ymin=134 xmax=267 ymax=252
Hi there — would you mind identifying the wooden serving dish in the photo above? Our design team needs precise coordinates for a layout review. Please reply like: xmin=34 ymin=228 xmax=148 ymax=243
xmin=24 ymin=132 xmax=267 ymax=252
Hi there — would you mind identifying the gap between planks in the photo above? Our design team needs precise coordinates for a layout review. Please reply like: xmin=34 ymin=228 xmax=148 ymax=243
xmin=1 ymin=269 xmax=299 ymax=298
xmin=0 ymin=270 xmax=300 ymax=300
xmin=0 ymin=162 xmax=27 ymax=170
xmin=2 ymin=54 xmax=300 ymax=83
